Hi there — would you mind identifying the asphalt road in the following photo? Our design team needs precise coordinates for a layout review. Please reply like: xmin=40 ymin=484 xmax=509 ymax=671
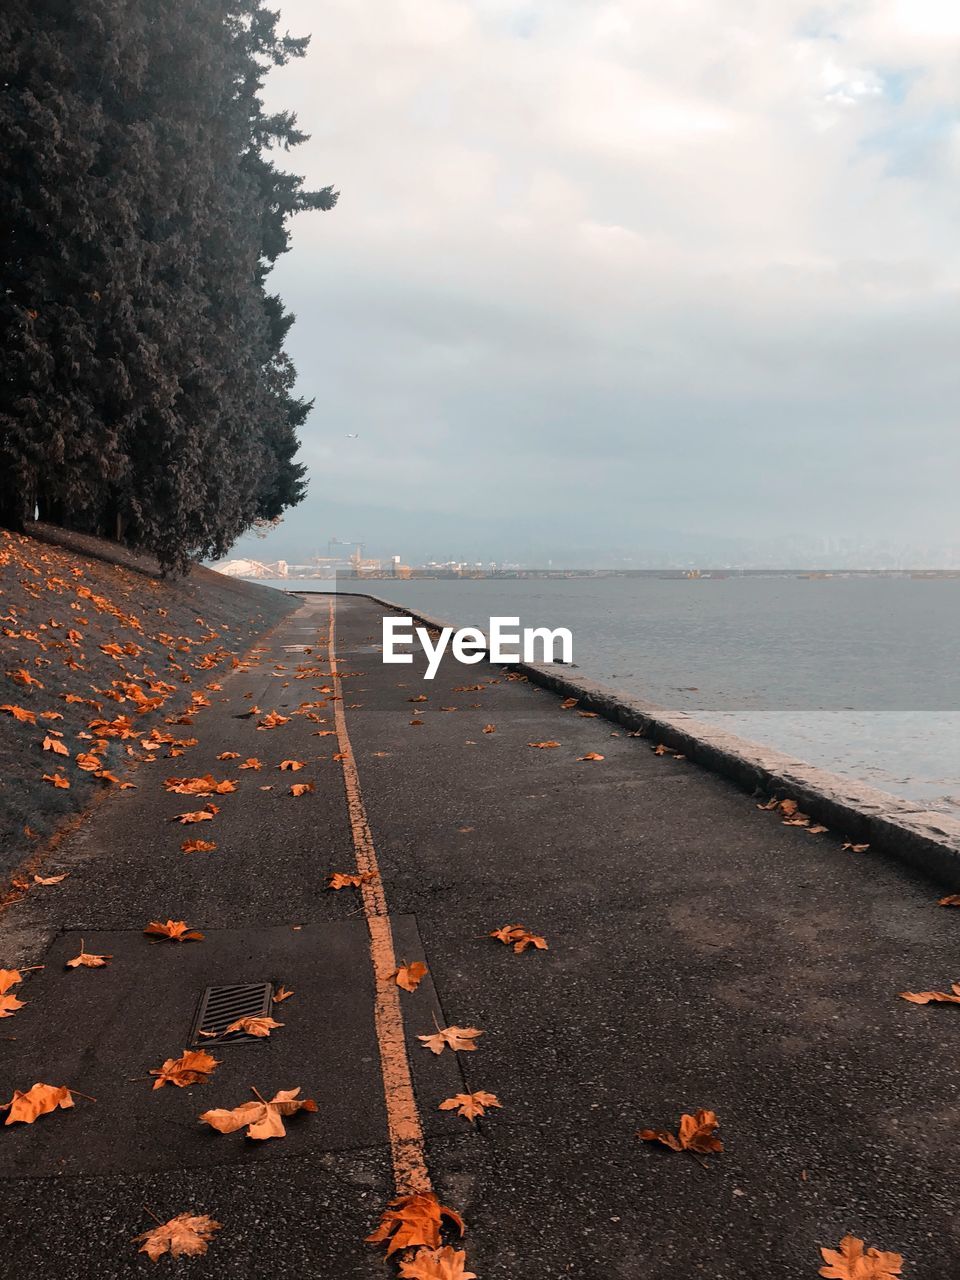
xmin=2 ymin=592 xmax=960 ymax=1278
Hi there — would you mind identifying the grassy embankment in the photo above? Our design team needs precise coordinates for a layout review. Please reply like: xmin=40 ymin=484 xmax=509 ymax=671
xmin=0 ymin=527 xmax=295 ymax=892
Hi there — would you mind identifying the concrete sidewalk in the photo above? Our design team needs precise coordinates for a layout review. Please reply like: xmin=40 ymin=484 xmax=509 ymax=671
xmin=3 ymin=592 xmax=960 ymax=1277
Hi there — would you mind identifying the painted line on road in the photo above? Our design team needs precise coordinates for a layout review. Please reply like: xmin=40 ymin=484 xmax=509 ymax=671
xmin=327 ymin=597 xmax=432 ymax=1197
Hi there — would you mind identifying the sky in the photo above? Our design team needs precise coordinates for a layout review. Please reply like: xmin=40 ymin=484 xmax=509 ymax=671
xmin=231 ymin=0 xmax=960 ymax=567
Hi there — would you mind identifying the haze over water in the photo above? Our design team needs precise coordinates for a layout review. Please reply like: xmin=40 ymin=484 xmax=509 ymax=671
xmin=274 ymin=575 xmax=960 ymax=815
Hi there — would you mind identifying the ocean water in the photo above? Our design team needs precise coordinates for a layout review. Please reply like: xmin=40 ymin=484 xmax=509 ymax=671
xmin=258 ymin=575 xmax=960 ymax=814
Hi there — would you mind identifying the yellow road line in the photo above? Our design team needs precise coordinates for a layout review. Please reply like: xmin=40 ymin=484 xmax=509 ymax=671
xmin=327 ymin=597 xmax=432 ymax=1197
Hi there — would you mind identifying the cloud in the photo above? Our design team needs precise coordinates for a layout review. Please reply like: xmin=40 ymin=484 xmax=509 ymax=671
xmin=233 ymin=0 xmax=960 ymax=565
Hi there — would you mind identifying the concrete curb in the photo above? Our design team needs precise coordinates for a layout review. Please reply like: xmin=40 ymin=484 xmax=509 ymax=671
xmin=304 ymin=588 xmax=960 ymax=887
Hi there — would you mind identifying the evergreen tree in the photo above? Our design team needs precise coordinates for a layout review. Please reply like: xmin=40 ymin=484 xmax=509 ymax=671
xmin=0 ymin=0 xmax=335 ymax=572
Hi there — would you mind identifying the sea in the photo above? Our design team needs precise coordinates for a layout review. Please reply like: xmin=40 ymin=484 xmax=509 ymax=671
xmin=257 ymin=575 xmax=960 ymax=815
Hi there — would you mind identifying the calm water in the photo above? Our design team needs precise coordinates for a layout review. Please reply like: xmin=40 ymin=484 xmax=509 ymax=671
xmin=262 ymin=576 xmax=960 ymax=814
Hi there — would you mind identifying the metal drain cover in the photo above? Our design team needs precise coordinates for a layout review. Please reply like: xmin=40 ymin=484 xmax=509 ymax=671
xmin=190 ymin=982 xmax=273 ymax=1045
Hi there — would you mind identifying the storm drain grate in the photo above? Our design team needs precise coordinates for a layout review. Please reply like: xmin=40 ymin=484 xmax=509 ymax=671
xmin=190 ymin=982 xmax=273 ymax=1046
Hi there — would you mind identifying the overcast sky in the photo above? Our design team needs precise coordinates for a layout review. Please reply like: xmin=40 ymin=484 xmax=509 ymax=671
xmin=232 ymin=0 xmax=960 ymax=566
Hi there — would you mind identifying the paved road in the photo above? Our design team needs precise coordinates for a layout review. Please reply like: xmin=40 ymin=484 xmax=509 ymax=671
xmin=2 ymin=592 xmax=959 ymax=1277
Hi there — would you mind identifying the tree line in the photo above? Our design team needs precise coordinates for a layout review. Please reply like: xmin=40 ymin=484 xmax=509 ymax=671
xmin=1 ymin=0 xmax=336 ymax=572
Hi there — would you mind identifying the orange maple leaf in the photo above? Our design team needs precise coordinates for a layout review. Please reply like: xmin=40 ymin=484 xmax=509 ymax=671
xmin=238 ymin=757 xmax=263 ymax=770
xmin=256 ymin=711 xmax=290 ymax=729
xmin=144 ymin=920 xmax=204 ymax=942
xmin=279 ymin=759 xmax=305 ymax=771
xmin=819 ymin=1235 xmax=904 ymax=1279
xmin=33 ymin=872 xmax=68 ymax=885
xmin=399 ymin=1247 xmax=477 ymax=1279
xmin=164 ymin=775 xmax=236 ymax=796
xmin=42 ymin=772 xmax=70 ymax=789
xmin=217 ymin=751 xmax=240 ymax=760
xmin=200 ymin=1086 xmax=316 ymax=1140
xmin=439 ymin=1091 xmax=501 ymax=1122
xmin=899 ymin=983 xmax=960 ymax=1005
xmin=0 ymin=703 xmax=37 ymax=724
xmin=42 ymin=735 xmax=69 ymax=756
xmin=290 ymin=782 xmax=314 ymax=797
xmin=172 ymin=809 xmax=214 ymax=824
xmin=418 ymin=1025 xmax=483 ymax=1056
xmin=366 ymin=1193 xmax=465 ymax=1258
xmin=150 ymin=1050 xmax=220 ymax=1089
xmin=392 ymin=961 xmax=428 ymax=992
xmin=638 ymin=1109 xmax=723 ymax=1156
xmin=528 ymin=740 xmax=559 ymax=749
xmin=327 ymin=871 xmax=377 ymax=890
xmin=1 ymin=1083 xmax=77 ymax=1125
xmin=577 ymin=752 xmax=605 ymax=762
xmin=0 ymin=969 xmax=25 ymax=1018
xmin=223 ymin=1015 xmax=283 ymax=1038
xmin=181 ymin=839 xmax=217 ymax=854
xmin=274 ymin=984 xmax=294 ymax=1002
xmin=489 ymin=924 xmax=548 ymax=953
xmin=134 ymin=1212 xmax=222 ymax=1262
xmin=66 ymin=940 xmax=112 ymax=968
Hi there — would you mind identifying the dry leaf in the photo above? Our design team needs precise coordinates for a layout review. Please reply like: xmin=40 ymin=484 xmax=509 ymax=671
xmin=217 ymin=751 xmax=240 ymax=760
xmin=482 ymin=724 xmax=495 ymax=734
xmin=392 ymin=961 xmax=428 ymax=992
xmin=150 ymin=1050 xmax=220 ymax=1089
xmin=239 ymin=757 xmax=263 ymax=770
xmin=366 ymin=1193 xmax=465 ymax=1257
xmin=899 ymin=983 xmax=960 ymax=1005
xmin=819 ymin=1235 xmax=904 ymax=1279
xmin=43 ymin=735 xmax=69 ymax=756
xmin=638 ymin=1109 xmax=723 ymax=1155
xmin=939 ymin=895 xmax=960 ymax=907
xmin=577 ymin=752 xmax=604 ymax=761
xmin=274 ymin=985 xmax=294 ymax=1002
xmin=200 ymin=1085 xmax=316 ymax=1140
xmin=0 ymin=969 xmax=25 ymax=1018
xmin=843 ymin=842 xmax=871 ymax=853
xmin=2 ymin=1083 xmax=77 ymax=1125
xmin=489 ymin=924 xmax=548 ymax=953
xmin=224 ymin=1015 xmax=283 ymax=1038
xmin=279 ymin=759 xmax=305 ymax=771
xmin=134 ymin=1213 xmax=222 ymax=1262
xmin=33 ymin=872 xmax=68 ymax=885
xmin=181 ymin=839 xmax=217 ymax=853
xmin=256 ymin=711 xmax=290 ymax=729
xmin=528 ymin=741 xmax=560 ymax=749
xmin=164 ymin=775 xmax=236 ymax=796
xmin=144 ymin=920 xmax=204 ymax=942
xmin=399 ymin=1247 xmax=477 ymax=1280
xmin=66 ymin=940 xmax=112 ymax=968
xmin=439 ymin=1091 xmax=501 ymax=1122
xmin=42 ymin=772 xmax=70 ymax=789
xmin=290 ymin=782 xmax=314 ymax=797
xmin=328 ymin=871 xmax=377 ymax=889
xmin=560 ymin=698 xmax=578 ymax=709
xmin=172 ymin=809 xmax=214 ymax=824
xmin=418 ymin=1025 xmax=483 ymax=1055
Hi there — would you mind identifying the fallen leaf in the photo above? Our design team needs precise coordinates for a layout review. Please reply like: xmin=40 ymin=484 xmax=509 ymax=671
xmin=439 ymin=1091 xmax=501 ymax=1122
xmin=274 ymin=985 xmax=294 ymax=1002
xmin=164 ymin=775 xmax=236 ymax=796
xmin=33 ymin=873 xmax=68 ymax=885
xmin=0 ymin=969 xmax=25 ymax=1018
xmin=638 ymin=1109 xmax=723 ymax=1155
xmin=577 ymin=710 xmax=599 ymax=718
xmin=560 ymin=698 xmax=578 ymax=709
xmin=528 ymin=741 xmax=559 ymax=749
xmin=2 ymin=1083 xmax=77 ymax=1125
xmin=42 ymin=735 xmax=69 ymax=756
xmin=150 ymin=1049 xmax=220 ymax=1089
xmin=577 ymin=752 xmax=605 ymax=761
xmin=42 ymin=772 xmax=70 ymax=789
xmin=224 ymin=1015 xmax=283 ymax=1038
xmin=939 ymin=895 xmax=960 ymax=907
xmin=328 ymin=871 xmax=377 ymax=889
xmin=256 ymin=711 xmax=290 ymax=729
xmin=806 ymin=824 xmax=829 ymax=835
xmin=392 ymin=961 xmax=428 ymax=992
xmin=482 ymin=724 xmax=495 ymax=734
xmin=399 ymin=1247 xmax=477 ymax=1279
xmin=0 ymin=703 xmax=37 ymax=724
xmin=279 ymin=759 xmax=305 ymax=771
xmin=200 ymin=1086 xmax=316 ymax=1140
xmin=172 ymin=809 xmax=215 ymax=824
xmin=899 ymin=983 xmax=960 ymax=1005
xmin=489 ymin=924 xmax=548 ymax=953
xmin=66 ymin=940 xmax=112 ymax=968
xmin=217 ymin=751 xmax=240 ymax=760
xmin=181 ymin=839 xmax=217 ymax=853
xmin=239 ymin=757 xmax=263 ymax=770
xmin=134 ymin=1213 xmax=222 ymax=1262
xmin=290 ymin=782 xmax=314 ymax=797
xmin=819 ymin=1235 xmax=904 ymax=1279
xmin=843 ymin=842 xmax=870 ymax=853
xmin=144 ymin=920 xmax=204 ymax=942
xmin=418 ymin=1025 xmax=483 ymax=1056
xmin=366 ymin=1193 xmax=465 ymax=1257
xmin=408 ymin=695 xmax=428 ymax=703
